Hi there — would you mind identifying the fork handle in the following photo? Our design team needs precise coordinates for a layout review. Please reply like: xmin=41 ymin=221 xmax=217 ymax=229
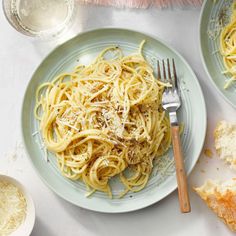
xmin=171 ymin=126 xmax=191 ymax=213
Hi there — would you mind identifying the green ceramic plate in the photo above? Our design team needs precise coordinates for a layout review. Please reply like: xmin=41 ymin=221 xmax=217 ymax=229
xmin=21 ymin=28 xmax=206 ymax=213
xmin=200 ymin=0 xmax=236 ymax=108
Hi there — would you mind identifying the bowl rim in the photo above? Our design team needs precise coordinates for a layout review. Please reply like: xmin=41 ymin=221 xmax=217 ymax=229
xmin=0 ymin=174 xmax=36 ymax=236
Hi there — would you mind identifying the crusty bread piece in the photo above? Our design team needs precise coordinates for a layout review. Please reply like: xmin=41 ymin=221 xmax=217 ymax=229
xmin=194 ymin=179 xmax=236 ymax=232
xmin=214 ymin=120 xmax=236 ymax=169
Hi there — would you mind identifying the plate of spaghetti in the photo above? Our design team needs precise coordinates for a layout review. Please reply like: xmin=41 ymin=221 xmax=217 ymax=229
xmin=200 ymin=0 xmax=236 ymax=108
xmin=22 ymin=28 xmax=206 ymax=213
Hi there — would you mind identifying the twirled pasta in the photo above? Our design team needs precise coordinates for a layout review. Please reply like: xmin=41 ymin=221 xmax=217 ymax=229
xmin=220 ymin=1 xmax=236 ymax=88
xmin=34 ymin=42 xmax=171 ymax=197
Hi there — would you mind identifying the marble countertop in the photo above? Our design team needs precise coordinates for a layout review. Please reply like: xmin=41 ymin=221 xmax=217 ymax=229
xmin=0 ymin=3 xmax=235 ymax=236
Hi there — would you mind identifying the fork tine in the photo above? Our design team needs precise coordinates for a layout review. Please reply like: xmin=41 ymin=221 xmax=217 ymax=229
xmin=162 ymin=60 xmax=166 ymax=81
xmin=172 ymin=59 xmax=178 ymax=90
xmin=157 ymin=60 xmax=161 ymax=80
xmin=167 ymin=59 xmax=173 ymax=87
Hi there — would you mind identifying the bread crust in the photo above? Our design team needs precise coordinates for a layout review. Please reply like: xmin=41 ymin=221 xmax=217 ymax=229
xmin=194 ymin=180 xmax=236 ymax=232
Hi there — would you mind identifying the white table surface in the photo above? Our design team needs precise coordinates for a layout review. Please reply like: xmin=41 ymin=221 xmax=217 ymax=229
xmin=1 ymin=3 xmax=236 ymax=236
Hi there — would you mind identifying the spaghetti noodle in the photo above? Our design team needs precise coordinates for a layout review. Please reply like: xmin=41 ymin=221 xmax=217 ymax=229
xmin=34 ymin=41 xmax=171 ymax=197
xmin=220 ymin=1 xmax=236 ymax=88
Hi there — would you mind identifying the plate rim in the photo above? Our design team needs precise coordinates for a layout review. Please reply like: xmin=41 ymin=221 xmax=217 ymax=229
xmin=199 ymin=0 xmax=236 ymax=109
xmin=21 ymin=27 xmax=207 ymax=213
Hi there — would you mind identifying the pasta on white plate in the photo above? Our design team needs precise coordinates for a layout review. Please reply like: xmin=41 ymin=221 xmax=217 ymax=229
xmin=34 ymin=41 xmax=171 ymax=197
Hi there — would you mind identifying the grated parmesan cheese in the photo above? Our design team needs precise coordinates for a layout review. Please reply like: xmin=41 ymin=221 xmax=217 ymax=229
xmin=0 ymin=181 xmax=27 ymax=236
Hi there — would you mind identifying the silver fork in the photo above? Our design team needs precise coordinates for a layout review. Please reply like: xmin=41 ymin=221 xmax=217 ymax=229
xmin=157 ymin=59 xmax=191 ymax=213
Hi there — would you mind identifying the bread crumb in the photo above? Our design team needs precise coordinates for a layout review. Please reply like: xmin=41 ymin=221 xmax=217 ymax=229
xmin=204 ymin=148 xmax=213 ymax=158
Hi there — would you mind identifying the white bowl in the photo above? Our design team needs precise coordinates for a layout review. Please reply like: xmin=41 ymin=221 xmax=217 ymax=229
xmin=0 ymin=175 xmax=35 ymax=236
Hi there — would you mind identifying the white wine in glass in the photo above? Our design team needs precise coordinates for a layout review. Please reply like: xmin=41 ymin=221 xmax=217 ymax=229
xmin=3 ymin=0 xmax=75 ymax=38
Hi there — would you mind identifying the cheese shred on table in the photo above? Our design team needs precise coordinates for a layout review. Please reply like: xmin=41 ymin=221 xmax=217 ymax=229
xmin=0 ymin=180 xmax=27 ymax=236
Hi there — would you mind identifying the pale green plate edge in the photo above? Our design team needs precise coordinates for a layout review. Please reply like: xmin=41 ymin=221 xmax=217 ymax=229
xmin=199 ymin=0 xmax=236 ymax=108
xmin=21 ymin=28 xmax=207 ymax=213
